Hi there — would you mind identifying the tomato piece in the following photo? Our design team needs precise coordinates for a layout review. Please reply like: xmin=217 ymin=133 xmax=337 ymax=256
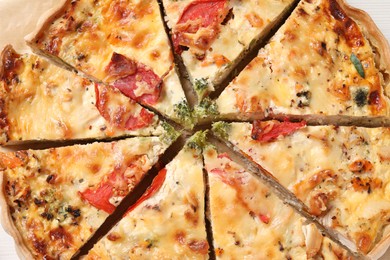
xmin=217 ymin=152 xmax=231 ymax=160
xmin=177 ymin=0 xmax=227 ymax=29
xmin=259 ymin=214 xmax=270 ymax=224
xmin=174 ymin=0 xmax=228 ymax=53
xmin=105 ymin=53 xmax=162 ymax=105
xmin=80 ymin=182 xmax=115 ymax=214
xmin=80 ymin=169 xmax=127 ymax=214
xmin=251 ymin=120 xmax=307 ymax=142
xmin=126 ymin=168 xmax=167 ymax=214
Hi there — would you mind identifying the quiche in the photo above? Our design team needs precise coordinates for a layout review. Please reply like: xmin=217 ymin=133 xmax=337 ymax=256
xmin=25 ymin=0 xmax=192 ymax=126
xmin=0 ymin=0 xmax=389 ymax=259
xmin=204 ymin=145 xmax=351 ymax=259
xmin=85 ymin=132 xmax=208 ymax=259
xmin=0 ymin=45 xmax=167 ymax=145
xmin=162 ymin=0 xmax=297 ymax=100
xmin=213 ymin=121 xmax=390 ymax=258
xmin=211 ymin=0 xmax=390 ymax=121
xmin=0 ymin=136 xmax=174 ymax=259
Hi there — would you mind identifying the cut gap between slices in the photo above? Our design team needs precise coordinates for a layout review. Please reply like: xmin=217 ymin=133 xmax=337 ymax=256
xmin=207 ymin=132 xmax=361 ymax=259
xmin=197 ymin=113 xmax=390 ymax=128
xmin=207 ymin=0 xmax=301 ymax=101
xmin=71 ymin=134 xmax=188 ymax=259
xmin=0 ymin=135 xmax=153 ymax=153
xmin=203 ymin=162 xmax=216 ymax=260
xmin=157 ymin=0 xmax=198 ymax=108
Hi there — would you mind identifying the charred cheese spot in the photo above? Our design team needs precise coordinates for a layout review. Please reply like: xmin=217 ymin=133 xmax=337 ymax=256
xmin=356 ymin=232 xmax=372 ymax=254
xmin=215 ymin=247 xmax=224 ymax=256
xmin=131 ymin=30 xmax=151 ymax=49
xmin=308 ymin=192 xmax=330 ymax=216
xmin=0 ymin=151 xmax=28 ymax=169
xmin=49 ymin=227 xmax=73 ymax=249
xmin=327 ymin=0 xmax=364 ymax=48
xmin=351 ymin=177 xmax=382 ymax=193
xmin=150 ymin=50 xmax=161 ymax=60
xmin=348 ymin=159 xmax=373 ymax=173
xmin=188 ymin=239 xmax=209 ymax=255
xmin=89 ymin=163 xmax=101 ymax=173
xmin=32 ymin=235 xmax=47 ymax=257
xmin=1 ymin=46 xmax=23 ymax=85
xmin=45 ymin=37 xmax=62 ymax=55
xmin=245 ymin=13 xmax=264 ymax=28
xmin=107 ymin=232 xmax=122 ymax=242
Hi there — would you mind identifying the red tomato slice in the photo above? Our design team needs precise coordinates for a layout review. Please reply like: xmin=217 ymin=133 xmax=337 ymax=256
xmin=174 ymin=0 xmax=228 ymax=53
xmin=80 ymin=182 xmax=116 ymax=214
xmin=126 ymin=168 xmax=167 ymax=215
xmin=105 ymin=53 xmax=162 ymax=105
xmin=177 ymin=0 xmax=228 ymax=30
xmin=251 ymin=120 xmax=307 ymax=142
xmin=80 ymin=169 xmax=126 ymax=214
xmin=259 ymin=214 xmax=270 ymax=224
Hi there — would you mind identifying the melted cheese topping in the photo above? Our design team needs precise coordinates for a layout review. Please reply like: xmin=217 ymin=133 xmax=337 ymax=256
xmin=224 ymin=122 xmax=390 ymax=255
xmin=163 ymin=0 xmax=294 ymax=98
xmin=217 ymin=0 xmax=390 ymax=117
xmin=1 ymin=137 xmax=170 ymax=259
xmin=0 ymin=49 xmax=165 ymax=144
xmin=31 ymin=0 xmax=187 ymax=122
xmin=204 ymin=146 xmax=349 ymax=259
xmin=86 ymin=145 xmax=208 ymax=259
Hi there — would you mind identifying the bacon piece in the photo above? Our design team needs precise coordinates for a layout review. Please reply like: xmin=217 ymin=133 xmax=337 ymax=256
xmin=95 ymin=83 xmax=155 ymax=131
xmin=105 ymin=53 xmax=162 ymax=105
xmin=125 ymin=108 xmax=154 ymax=130
xmin=251 ymin=120 xmax=307 ymax=142
xmin=173 ymin=0 xmax=229 ymax=53
xmin=105 ymin=53 xmax=137 ymax=79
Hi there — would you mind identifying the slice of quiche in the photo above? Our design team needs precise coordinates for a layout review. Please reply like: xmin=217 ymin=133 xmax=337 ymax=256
xmin=162 ymin=0 xmax=297 ymax=100
xmin=85 ymin=132 xmax=208 ymax=259
xmin=211 ymin=0 xmax=390 ymax=121
xmin=213 ymin=121 xmax=390 ymax=258
xmin=26 ymin=0 xmax=193 ymax=127
xmin=0 ymin=135 xmax=176 ymax=259
xmin=0 ymin=45 xmax=169 ymax=145
xmin=204 ymin=145 xmax=351 ymax=259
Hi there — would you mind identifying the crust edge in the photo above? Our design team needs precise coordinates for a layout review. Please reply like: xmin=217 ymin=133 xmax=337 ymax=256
xmin=368 ymin=232 xmax=390 ymax=260
xmin=0 ymin=171 xmax=35 ymax=259
xmin=337 ymin=0 xmax=390 ymax=101
xmin=24 ymin=0 xmax=69 ymax=47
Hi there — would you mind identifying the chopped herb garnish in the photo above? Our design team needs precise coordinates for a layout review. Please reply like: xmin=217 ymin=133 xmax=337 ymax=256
xmin=194 ymin=77 xmax=209 ymax=97
xmin=212 ymin=122 xmax=231 ymax=140
xmin=186 ymin=131 xmax=208 ymax=151
xmin=354 ymin=88 xmax=368 ymax=107
xmin=173 ymin=100 xmax=194 ymax=128
xmin=195 ymin=97 xmax=219 ymax=118
xmin=160 ymin=122 xmax=180 ymax=145
xmin=350 ymin=53 xmax=365 ymax=78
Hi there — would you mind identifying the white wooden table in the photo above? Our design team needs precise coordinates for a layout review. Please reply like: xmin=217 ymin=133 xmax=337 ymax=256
xmin=0 ymin=0 xmax=389 ymax=259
